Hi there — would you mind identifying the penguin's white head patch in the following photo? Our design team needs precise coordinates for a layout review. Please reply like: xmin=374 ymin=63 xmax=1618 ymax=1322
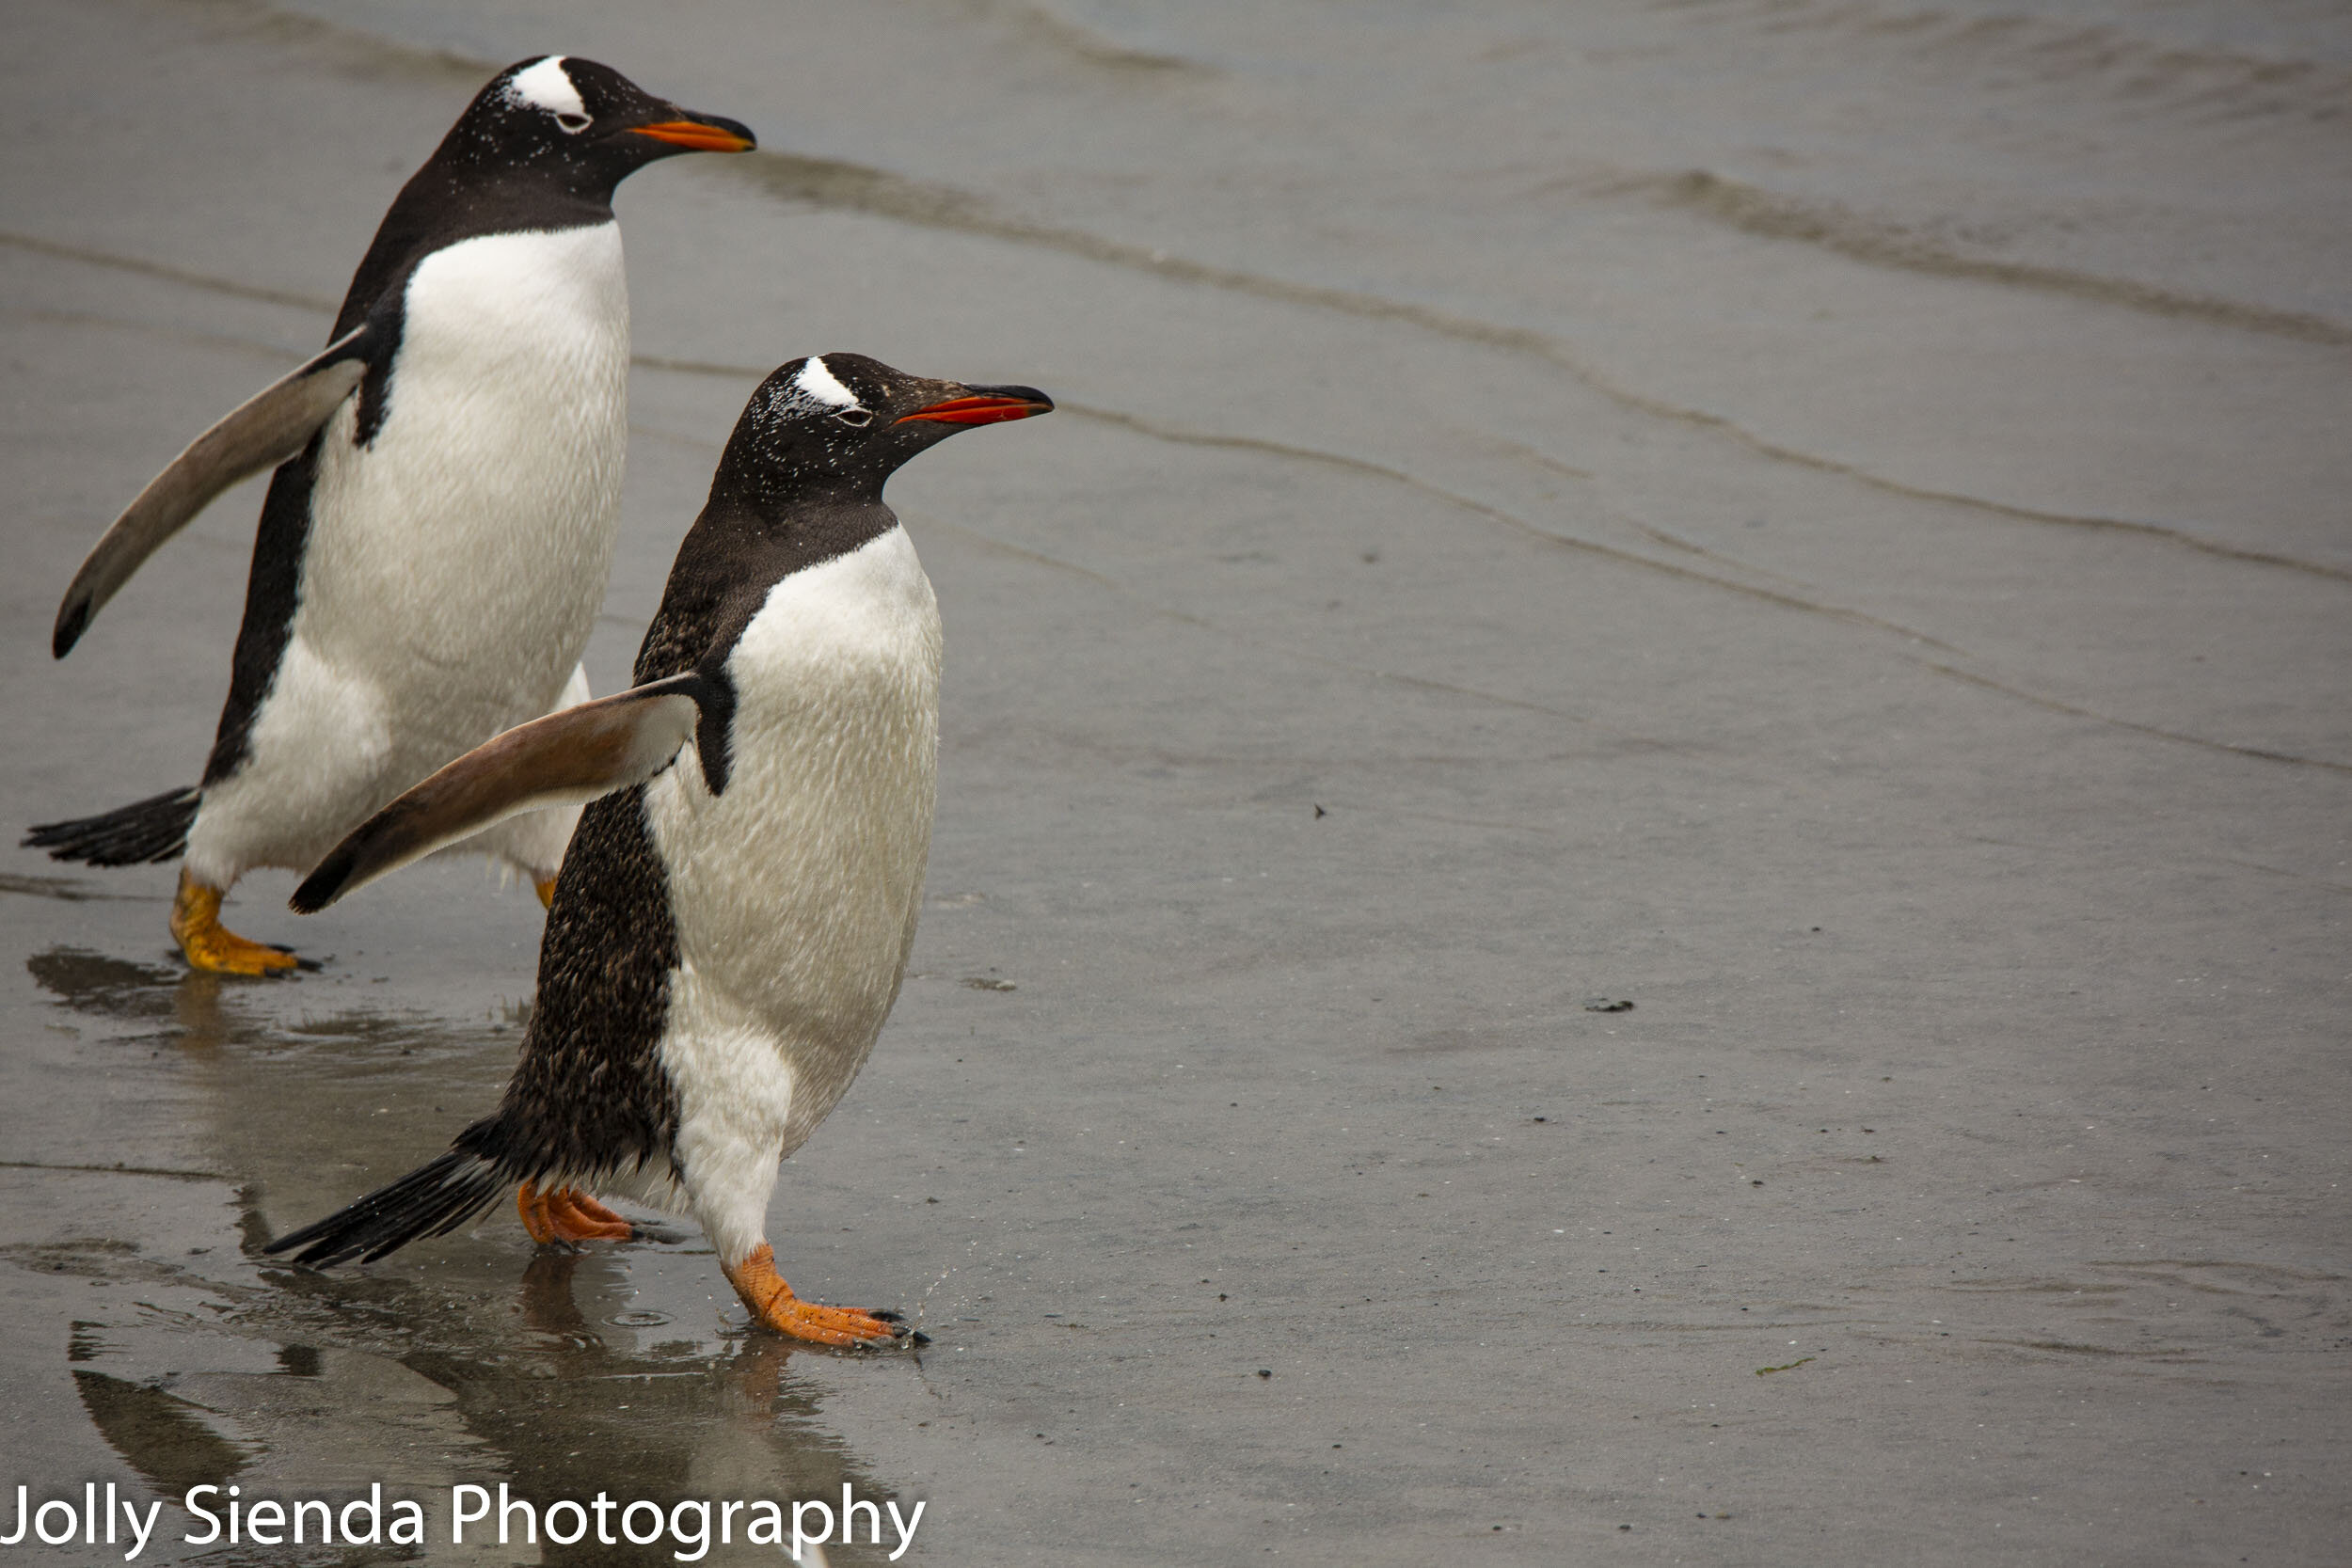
xmin=754 ymin=356 xmax=888 ymax=436
xmin=794 ymin=356 xmax=861 ymax=410
xmin=764 ymin=356 xmax=871 ymax=423
xmin=506 ymin=56 xmax=591 ymax=132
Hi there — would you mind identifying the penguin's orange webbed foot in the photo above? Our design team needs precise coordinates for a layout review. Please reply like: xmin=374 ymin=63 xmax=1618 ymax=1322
xmin=517 ymin=1180 xmax=634 ymax=1245
xmin=722 ymin=1243 xmax=914 ymax=1349
xmin=171 ymin=872 xmax=305 ymax=976
xmin=548 ymin=1187 xmax=633 ymax=1242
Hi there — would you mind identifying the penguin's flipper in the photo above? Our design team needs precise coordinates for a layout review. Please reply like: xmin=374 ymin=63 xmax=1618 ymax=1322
xmin=53 ymin=322 xmax=381 ymax=657
xmin=291 ymin=672 xmax=718 ymax=913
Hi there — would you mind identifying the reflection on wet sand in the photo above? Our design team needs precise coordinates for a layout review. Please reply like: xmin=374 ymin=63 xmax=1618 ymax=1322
xmin=13 ymin=945 xmax=910 ymax=1565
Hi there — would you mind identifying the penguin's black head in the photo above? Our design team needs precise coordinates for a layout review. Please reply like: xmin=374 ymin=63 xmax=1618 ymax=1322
xmin=446 ymin=56 xmax=754 ymax=192
xmin=714 ymin=354 xmax=1054 ymax=510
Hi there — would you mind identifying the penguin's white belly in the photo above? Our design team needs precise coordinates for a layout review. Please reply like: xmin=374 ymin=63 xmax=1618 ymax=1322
xmin=649 ymin=527 xmax=943 ymax=1203
xmin=200 ymin=224 xmax=629 ymax=874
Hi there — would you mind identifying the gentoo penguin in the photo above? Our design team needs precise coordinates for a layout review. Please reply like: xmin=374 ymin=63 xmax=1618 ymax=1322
xmin=26 ymin=56 xmax=754 ymax=977
xmin=264 ymin=354 xmax=1052 ymax=1345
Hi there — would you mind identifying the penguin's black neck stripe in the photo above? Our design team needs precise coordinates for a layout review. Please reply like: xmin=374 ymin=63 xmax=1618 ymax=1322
xmin=632 ymin=499 xmax=905 ymax=689
xmin=335 ymin=168 xmax=614 ymax=340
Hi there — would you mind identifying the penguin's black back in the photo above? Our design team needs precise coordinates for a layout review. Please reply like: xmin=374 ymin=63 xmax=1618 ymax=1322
xmin=201 ymin=450 xmax=320 ymax=786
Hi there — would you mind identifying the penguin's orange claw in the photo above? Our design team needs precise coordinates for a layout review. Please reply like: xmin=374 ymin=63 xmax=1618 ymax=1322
xmin=517 ymin=1180 xmax=634 ymax=1245
xmin=722 ymin=1243 xmax=910 ymax=1349
xmin=172 ymin=872 xmax=303 ymax=976
xmin=548 ymin=1188 xmax=634 ymax=1241
xmin=534 ymin=876 xmax=557 ymax=910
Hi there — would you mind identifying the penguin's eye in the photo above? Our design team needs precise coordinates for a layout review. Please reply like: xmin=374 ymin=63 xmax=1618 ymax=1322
xmin=555 ymin=112 xmax=592 ymax=135
xmin=833 ymin=407 xmax=874 ymax=427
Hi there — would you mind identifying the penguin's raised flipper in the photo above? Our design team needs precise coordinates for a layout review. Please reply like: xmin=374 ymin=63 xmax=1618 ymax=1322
xmin=53 ymin=321 xmax=382 ymax=657
xmin=291 ymin=672 xmax=718 ymax=913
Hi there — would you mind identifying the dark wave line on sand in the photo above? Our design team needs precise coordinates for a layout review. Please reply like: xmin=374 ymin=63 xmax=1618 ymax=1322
xmin=175 ymin=0 xmax=485 ymax=87
xmin=0 ymin=1160 xmax=226 ymax=1181
xmin=1076 ymin=408 xmax=2352 ymax=772
xmin=0 ymin=230 xmax=335 ymax=314
xmin=0 ymin=873 xmax=162 ymax=904
xmin=946 ymin=403 xmax=2352 ymax=776
xmin=1664 ymin=0 xmax=2352 ymax=126
xmin=1482 ymin=436 xmax=1823 ymax=592
xmin=1910 ymin=658 xmax=2352 ymax=776
xmin=7 ymin=304 xmax=317 ymax=364
xmin=997 ymin=1 xmax=1215 ymax=76
xmin=1638 ymin=168 xmax=2352 ymax=349
xmin=1055 ymin=404 xmax=1969 ymax=660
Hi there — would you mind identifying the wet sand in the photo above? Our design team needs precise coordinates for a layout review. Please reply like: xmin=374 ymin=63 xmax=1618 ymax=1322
xmin=3 ymin=0 xmax=2346 ymax=1561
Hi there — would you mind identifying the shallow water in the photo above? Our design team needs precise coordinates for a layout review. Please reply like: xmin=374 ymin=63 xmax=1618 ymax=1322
xmin=3 ymin=0 xmax=2346 ymax=1562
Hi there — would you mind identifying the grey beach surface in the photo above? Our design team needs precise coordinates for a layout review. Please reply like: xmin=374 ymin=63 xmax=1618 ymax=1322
xmin=2 ymin=0 xmax=2346 ymax=1562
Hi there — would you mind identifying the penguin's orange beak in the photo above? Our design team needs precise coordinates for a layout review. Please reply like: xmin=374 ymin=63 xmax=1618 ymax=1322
xmin=897 ymin=389 xmax=1055 ymax=427
xmin=630 ymin=119 xmax=755 ymax=153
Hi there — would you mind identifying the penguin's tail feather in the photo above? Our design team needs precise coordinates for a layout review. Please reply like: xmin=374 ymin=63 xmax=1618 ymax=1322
xmin=262 ymin=1143 xmax=510 ymax=1268
xmin=24 ymin=785 xmax=200 ymax=865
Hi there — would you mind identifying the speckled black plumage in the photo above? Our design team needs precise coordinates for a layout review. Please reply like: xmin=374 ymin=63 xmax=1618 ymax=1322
xmin=266 ymin=355 xmax=1051 ymax=1269
xmin=438 ymin=356 xmax=949 ymax=1191
xmin=465 ymin=783 xmax=683 ymax=1182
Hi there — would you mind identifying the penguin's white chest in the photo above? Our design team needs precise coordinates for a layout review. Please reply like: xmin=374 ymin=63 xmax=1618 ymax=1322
xmin=648 ymin=526 xmax=943 ymax=1163
xmin=299 ymin=223 xmax=630 ymax=748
